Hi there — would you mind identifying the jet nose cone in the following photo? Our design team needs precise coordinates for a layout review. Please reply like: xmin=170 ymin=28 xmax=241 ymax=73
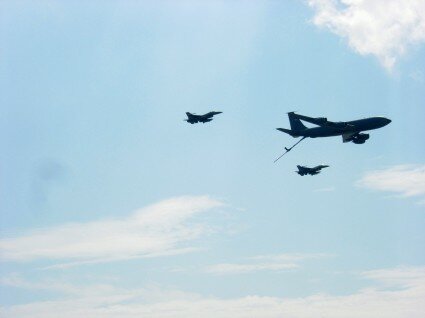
xmin=378 ymin=117 xmax=391 ymax=126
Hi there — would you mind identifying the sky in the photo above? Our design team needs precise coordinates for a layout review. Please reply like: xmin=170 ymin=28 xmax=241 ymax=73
xmin=0 ymin=0 xmax=425 ymax=317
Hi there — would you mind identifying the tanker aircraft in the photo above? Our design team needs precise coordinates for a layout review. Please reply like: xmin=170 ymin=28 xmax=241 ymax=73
xmin=274 ymin=112 xmax=391 ymax=162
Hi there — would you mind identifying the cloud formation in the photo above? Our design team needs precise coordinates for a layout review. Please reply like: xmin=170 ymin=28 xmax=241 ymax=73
xmin=357 ymin=164 xmax=425 ymax=203
xmin=0 ymin=196 xmax=224 ymax=265
xmin=308 ymin=0 xmax=425 ymax=69
xmin=1 ymin=267 xmax=424 ymax=318
xmin=205 ymin=253 xmax=328 ymax=275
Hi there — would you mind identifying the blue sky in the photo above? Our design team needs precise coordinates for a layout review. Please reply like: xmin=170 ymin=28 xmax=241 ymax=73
xmin=1 ymin=1 xmax=425 ymax=317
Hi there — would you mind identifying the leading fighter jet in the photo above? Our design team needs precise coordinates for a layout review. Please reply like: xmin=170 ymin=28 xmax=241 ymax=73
xmin=296 ymin=165 xmax=329 ymax=176
xmin=185 ymin=111 xmax=222 ymax=124
xmin=274 ymin=112 xmax=391 ymax=162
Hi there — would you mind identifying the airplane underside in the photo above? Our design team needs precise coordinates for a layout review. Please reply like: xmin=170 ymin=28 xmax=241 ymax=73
xmin=280 ymin=128 xmax=372 ymax=144
xmin=297 ymin=171 xmax=319 ymax=176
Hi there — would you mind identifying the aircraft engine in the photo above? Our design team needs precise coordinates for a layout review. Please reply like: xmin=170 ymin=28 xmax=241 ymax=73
xmin=351 ymin=133 xmax=369 ymax=144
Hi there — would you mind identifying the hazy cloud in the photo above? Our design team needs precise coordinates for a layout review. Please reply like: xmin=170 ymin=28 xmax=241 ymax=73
xmin=409 ymin=70 xmax=424 ymax=82
xmin=357 ymin=164 xmax=425 ymax=203
xmin=0 ymin=196 xmax=224 ymax=265
xmin=205 ymin=253 xmax=329 ymax=275
xmin=361 ymin=266 xmax=425 ymax=287
xmin=205 ymin=262 xmax=297 ymax=275
xmin=1 ymin=266 xmax=424 ymax=318
xmin=308 ymin=0 xmax=425 ymax=70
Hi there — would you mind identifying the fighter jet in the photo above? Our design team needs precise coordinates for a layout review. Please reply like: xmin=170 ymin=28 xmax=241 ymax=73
xmin=185 ymin=111 xmax=222 ymax=124
xmin=296 ymin=165 xmax=329 ymax=176
xmin=274 ymin=112 xmax=391 ymax=162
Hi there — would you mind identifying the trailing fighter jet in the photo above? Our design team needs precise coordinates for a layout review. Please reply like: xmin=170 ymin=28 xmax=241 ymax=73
xmin=274 ymin=112 xmax=391 ymax=162
xmin=296 ymin=165 xmax=329 ymax=176
xmin=185 ymin=111 xmax=222 ymax=124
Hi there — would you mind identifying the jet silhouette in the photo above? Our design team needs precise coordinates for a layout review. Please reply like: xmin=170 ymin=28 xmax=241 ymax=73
xmin=296 ymin=165 xmax=329 ymax=176
xmin=185 ymin=111 xmax=222 ymax=124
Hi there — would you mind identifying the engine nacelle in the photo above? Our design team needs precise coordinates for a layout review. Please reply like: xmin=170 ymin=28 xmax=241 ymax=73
xmin=351 ymin=133 xmax=369 ymax=144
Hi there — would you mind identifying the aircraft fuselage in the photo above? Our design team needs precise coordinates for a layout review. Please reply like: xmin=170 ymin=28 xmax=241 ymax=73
xmin=293 ymin=117 xmax=391 ymax=138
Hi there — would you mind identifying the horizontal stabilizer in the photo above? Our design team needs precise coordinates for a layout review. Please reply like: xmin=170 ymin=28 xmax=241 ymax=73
xmin=276 ymin=128 xmax=298 ymax=137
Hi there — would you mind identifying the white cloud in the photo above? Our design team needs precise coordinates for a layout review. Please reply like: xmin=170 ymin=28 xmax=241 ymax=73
xmin=308 ymin=0 xmax=425 ymax=70
xmin=361 ymin=267 xmax=425 ymax=287
xmin=0 ymin=196 xmax=224 ymax=265
xmin=357 ymin=164 xmax=425 ymax=203
xmin=205 ymin=262 xmax=298 ymax=275
xmin=1 ymin=267 xmax=425 ymax=318
xmin=205 ymin=253 xmax=329 ymax=275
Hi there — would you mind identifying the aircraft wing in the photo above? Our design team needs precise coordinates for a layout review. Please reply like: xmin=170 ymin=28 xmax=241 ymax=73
xmin=292 ymin=113 xmax=328 ymax=126
xmin=203 ymin=111 xmax=222 ymax=118
xmin=324 ymin=121 xmax=355 ymax=130
xmin=293 ymin=113 xmax=354 ymax=129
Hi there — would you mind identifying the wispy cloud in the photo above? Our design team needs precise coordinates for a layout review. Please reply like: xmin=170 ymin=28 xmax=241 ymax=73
xmin=361 ymin=266 xmax=425 ymax=287
xmin=205 ymin=262 xmax=298 ymax=275
xmin=409 ymin=70 xmax=425 ymax=82
xmin=357 ymin=164 xmax=425 ymax=203
xmin=0 ymin=196 xmax=224 ymax=265
xmin=205 ymin=253 xmax=329 ymax=275
xmin=308 ymin=0 xmax=425 ymax=70
xmin=1 ymin=266 xmax=425 ymax=318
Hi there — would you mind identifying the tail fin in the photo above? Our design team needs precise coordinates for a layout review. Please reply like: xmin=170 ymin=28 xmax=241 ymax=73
xmin=276 ymin=128 xmax=298 ymax=137
xmin=288 ymin=112 xmax=307 ymax=131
